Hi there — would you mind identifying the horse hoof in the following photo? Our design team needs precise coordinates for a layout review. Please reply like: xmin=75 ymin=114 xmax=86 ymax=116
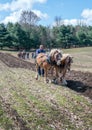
xmin=62 ymin=81 xmax=67 ymax=86
xmin=35 ymin=76 xmax=38 ymax=80
xmin=51 ymin=79 xmax=58 ymax=84
xmin=64 ymin=81 xmax=67 ymax=85
xmin=54 ymin=78 xmax=59 ymax=84
xmin=49 ymin=80 xmax=52 ymax=83
xmin=44 ymin=80 xmax=47 ymax=83
xmin=44 ymin=79 xmax=49 ymax=83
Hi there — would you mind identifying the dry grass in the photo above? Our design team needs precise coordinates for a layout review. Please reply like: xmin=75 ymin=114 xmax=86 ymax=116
xmin=0 ymin=47 xmax=92 ymax=130
xmin=63 ymin=47 xmax=92 ymax=72
xmin=0 ymin=56 xmax=92 ymax=129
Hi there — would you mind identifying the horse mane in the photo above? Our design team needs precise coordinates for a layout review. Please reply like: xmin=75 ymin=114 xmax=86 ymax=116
xmin=49 ymin=49 xmax=62 ymax=57
xmin=61 ymin=53 xmax=72 ymax=61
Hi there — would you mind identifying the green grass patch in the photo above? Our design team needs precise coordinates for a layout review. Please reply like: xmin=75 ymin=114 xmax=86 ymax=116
xmin=0 ymin=49 xmax=92 ymax=130
xmin=0 ymin=103 xmax=14 ymax=130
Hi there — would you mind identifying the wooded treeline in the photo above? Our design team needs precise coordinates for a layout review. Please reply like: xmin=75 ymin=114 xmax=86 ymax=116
xmin=0 ymin=11 xmax=92 ymax=50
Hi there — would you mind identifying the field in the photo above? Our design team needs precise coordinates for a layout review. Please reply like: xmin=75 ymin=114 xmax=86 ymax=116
xmin=0 ymin=47 xmax=92 ymax=130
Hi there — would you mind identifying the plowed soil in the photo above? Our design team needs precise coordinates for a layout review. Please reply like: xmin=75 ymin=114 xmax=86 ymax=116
xmin=0 ymin=52 xmax=92 ymax=99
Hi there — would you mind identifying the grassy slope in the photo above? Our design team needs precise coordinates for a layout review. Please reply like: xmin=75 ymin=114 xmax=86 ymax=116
xmin=0 ymin=55 xmax=92 ymax=130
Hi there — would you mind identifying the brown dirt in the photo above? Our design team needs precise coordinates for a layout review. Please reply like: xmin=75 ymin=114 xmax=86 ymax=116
xmin=0 ymin=52 xmax=92 ymax=100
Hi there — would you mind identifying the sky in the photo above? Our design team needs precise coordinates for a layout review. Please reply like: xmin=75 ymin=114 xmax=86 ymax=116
xmin=0 ymin=0 xmax=92 ymax=26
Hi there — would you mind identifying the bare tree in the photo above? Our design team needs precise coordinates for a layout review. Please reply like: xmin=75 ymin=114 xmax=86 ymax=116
xmin=54 ymin=16 xmax=63 ymax=26
xmin=19 ymin=10 xmax=40 ymax=30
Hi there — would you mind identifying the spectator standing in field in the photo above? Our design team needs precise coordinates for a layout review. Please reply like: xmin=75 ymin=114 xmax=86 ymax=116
xmin=26 ymin=51 xmax=30 ymax=59
xmin=32 ymin=52 xmax=34 ymax=58
xmin=22 ymin=49 xmax=26 ymax=59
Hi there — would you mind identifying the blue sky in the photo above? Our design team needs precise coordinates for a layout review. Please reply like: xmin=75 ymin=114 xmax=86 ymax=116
xmin=0 ymin=0 xmax=92 ymax=26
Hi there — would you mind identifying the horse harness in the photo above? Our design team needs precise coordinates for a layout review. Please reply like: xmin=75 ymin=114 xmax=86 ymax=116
xmin=38 ymin=54 xmax=57 ymax=66
xmin=46 ymin=55 xmax=57 ymax=65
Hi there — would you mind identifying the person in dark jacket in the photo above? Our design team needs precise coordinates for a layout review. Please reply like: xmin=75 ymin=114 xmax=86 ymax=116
xmin=36 ymin=45 xmax=46 ymax=76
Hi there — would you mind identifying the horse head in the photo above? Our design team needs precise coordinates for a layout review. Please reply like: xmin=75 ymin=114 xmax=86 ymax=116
xmin=67 ymin=55 xmax=73 ymax=71
xmin=55 ymin=54 xmax=73 ymax=85
xmin=49 ymin=49 xmax=62 ymax=64
xmin=59 ymin=54 xmax=73 ymax=71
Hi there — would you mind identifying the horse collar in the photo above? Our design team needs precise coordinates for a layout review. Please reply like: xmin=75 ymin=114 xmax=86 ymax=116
xmin=47 ymin=55 xmax=56 ymax=65
xmin=47 ymin=55 xmax=51 ymax=64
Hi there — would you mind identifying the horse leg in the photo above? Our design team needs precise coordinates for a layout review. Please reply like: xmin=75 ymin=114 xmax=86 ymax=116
xmin=53 ymin=67 xmax=59 ymax=84
xmin=44 ymin=68 xmax=47 ymax=83
xmin=35 ymin=63 xmax=39 ymax=80
xmin=44 ymin=68 xmax=49 ymax=83
xmin=50 ymin=66 xmax=54 ymax=75
xmin=61 ymin=68 xmax=67 ymax=85
xmin=55 ymin=66 xmax=59 ymax=77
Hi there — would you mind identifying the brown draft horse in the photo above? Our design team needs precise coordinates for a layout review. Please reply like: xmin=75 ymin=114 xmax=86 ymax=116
xmin=54 ymin=54 xmax=73 ymax=85
xmin=35 ymin=49 xmax=62 ymax=83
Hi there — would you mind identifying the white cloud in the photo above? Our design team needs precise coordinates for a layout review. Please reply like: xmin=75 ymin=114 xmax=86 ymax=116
xmin=62 ymin=19 xmax=87 ymax=26
xmin=53 ymin=9 xmax=92 ymax=26
xmin=9 ymin=0 xmax=34 ymax=11
xmin=63 ymin=19 xmax=78 ymax=26
xmin=53 ymin=19 xmax=86 ymax=26
xmin=1 ymin=10 xmax=22 ymax=24
xmin=0 ymin=0 xmax=47 ymax=11
xmin=64 ymin=9 xmax=92 ymax=26
xmin=81 ymin=9 xmax=92 ymax=19
xmin=1 ymin=9 xmax=48 ymax=24
xmin=32 ymin=9 xmax=48 ymax=19
xmin=81 ymin=9 xmax=92 ymax=25
xmin=35 ymin=0 xmax=47 ymax=3
xmin=0 ymin=0 xmax=48 ymax=24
